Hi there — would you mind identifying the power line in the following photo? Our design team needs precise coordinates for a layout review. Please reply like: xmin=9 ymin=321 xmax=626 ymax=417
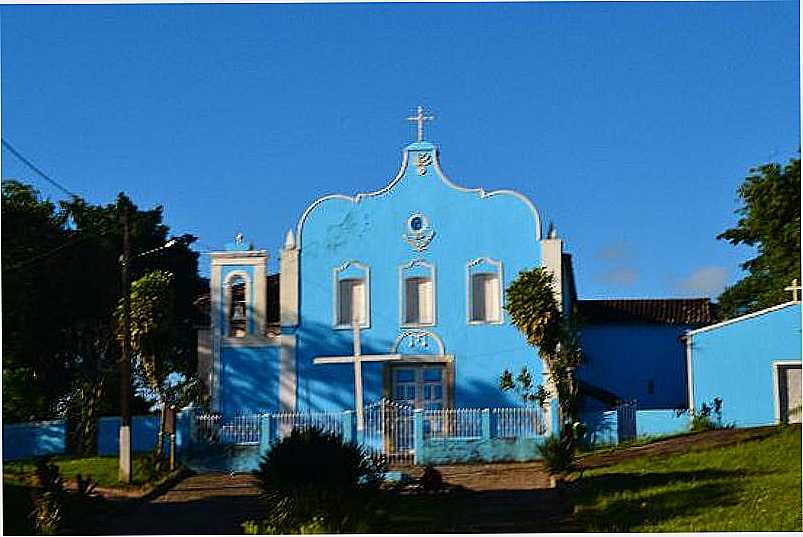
xmin=2 ymin=138 xmax=79 ymax=199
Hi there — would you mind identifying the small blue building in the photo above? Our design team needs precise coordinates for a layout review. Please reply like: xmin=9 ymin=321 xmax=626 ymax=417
xmin=686 ymin=301 xmax=802 ymax=426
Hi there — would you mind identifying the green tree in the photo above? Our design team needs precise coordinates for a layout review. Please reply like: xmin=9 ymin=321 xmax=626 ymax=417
xmin=501 ymin=267 xmax=582 ymax=436
xmin=2 ymin=182 xmax=206 ymax=450
xmin=717 ymin=156 xmax=801 ymax=318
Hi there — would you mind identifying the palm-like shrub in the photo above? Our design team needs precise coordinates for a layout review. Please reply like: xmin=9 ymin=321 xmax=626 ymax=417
xmin=250 ymin=427 xmax=386 ymax=534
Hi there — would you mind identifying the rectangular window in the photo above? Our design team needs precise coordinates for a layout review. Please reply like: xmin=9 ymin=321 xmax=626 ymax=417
xmin=337 ymin=278 xmax=366 ymax=326
xmin=471 ymin=273 xmax=501 ymax=322
xmin=392 ymin=365 xmax=446 ymax=410
xmin=404 ymin=277 xmax=433 ymax=325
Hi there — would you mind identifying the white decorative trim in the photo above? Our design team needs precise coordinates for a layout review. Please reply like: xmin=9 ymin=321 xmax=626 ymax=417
xmin=465 ymin=257 xmax=505 ymax=325
xmin=388 ymin=354 xmax=454 ymax=363
xmin=686 ymin=336 xmax=694 ymax=412
xmin=399 ymin=259 xmax=437 ymax=328
xmin=210 ymin=251 xmax=269 ymax=264
xmin=686 ymin=301 xmax=801 ymax=336
xmin=223 ymin=271 xmax=252 ymax=337
xmin=332 ymin=260 xmax=371 ymax=329
xmin=392 ymin=330 xmax=446 ymax=356
xmin=772 ymin=360 xmax=802 ymax=424
xmin=279 ymin=334 xmax=298 ymax=412
xmin=295 ymin=146 xmax=542 ymax=249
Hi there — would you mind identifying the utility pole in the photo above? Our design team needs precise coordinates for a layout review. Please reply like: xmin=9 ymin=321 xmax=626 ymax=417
xmin=119 ymin=204 xmax=133 ymax=483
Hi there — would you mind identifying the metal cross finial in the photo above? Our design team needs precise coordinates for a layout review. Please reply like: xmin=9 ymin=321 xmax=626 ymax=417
xmin=406 ymin=105 xmax=434 ymax=142
xmin=785 ymin=278 xmax=801 ymax=301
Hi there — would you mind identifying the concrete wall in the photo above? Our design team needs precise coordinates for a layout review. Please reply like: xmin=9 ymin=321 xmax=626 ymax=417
xmin=3 ymin=420 xmax=66 ymax=461
xmin=689 ymin=302 xmax=802 ymax=427
xmin=579 ymin=323 xmax=692 ymax=410
xmin=295 ymin=141 xmax=545 ymax=411
xmin=580 ymin=408 xmax=690 ymax=447
xmin=97 ymin=415 xmax=166 ymax=456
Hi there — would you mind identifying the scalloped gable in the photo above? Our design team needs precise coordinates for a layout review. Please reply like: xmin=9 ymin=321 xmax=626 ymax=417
xmin=295 ymin=141 xmax=542 ymax=249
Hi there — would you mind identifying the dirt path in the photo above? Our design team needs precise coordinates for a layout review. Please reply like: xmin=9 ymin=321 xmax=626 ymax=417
xmin=88 ymin=473 xmax=263 ymax=535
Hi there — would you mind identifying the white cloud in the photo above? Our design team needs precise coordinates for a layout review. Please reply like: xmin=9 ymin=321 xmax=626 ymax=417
xmin=677 ymin=266 xmax=729 ymax=297
xmin=601 ymin=267 xmax=639 ymax=286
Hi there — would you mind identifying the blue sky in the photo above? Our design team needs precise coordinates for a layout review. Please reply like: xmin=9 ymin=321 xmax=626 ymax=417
xmin=1 ymin=2 xmax=799 ymax=299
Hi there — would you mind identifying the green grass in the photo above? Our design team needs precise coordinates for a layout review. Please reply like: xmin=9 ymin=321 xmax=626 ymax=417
xmin=3 ymin=453 xmax=161 ymax=535
xmin=4 ymin=453 xmax=156 ymax=488
xmin=573 ymin=425 xmax=802 ymax=532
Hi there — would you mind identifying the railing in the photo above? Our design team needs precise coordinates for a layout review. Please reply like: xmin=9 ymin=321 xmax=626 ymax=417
xmin=363 ymin=399 xmax=415 ymax=464
xmin=270 ymin=411 xmax=343 ymax=441
xmin=423 ymin=408 xmax=484 ymax=439
xmin=492 ymin=407 xmax=546 ymax=438
xmin=194 ymin=412 xmax=261 ymax=445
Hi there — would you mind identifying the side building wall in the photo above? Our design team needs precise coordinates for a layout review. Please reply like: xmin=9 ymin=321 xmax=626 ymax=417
xmin=688 ymin=302 xmax=802 ymax=427
xmin=579 ymin=323 xmax=692 ymax=410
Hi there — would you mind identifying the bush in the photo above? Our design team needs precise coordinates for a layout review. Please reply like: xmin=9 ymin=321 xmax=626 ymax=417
xmin=537 ymin=434 xmax=575 ymax=475
xmin=247 ymin=427 xmax=386 ymax=534
xmin=688 ymin=397 xmax=728 ymax=432
xmin=29 ymin=458 xmax=100 ymax=535
xmin=30 ymin=458 xmax=67 ymax=535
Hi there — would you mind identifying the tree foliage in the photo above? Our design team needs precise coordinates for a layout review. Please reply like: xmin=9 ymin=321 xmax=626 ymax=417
xmin=2 ymin=181 xmax=206 ymax=436
xmin=501 ymin=267 xmax=583 ymax=435
xmin=717 ymin=157 xmax=801 ymax=318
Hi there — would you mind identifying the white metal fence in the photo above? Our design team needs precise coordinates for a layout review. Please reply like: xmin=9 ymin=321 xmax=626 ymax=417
xmin=362 ymin=399 xmax=415 ymax=465
xmin=492 ymin=407 xmax=547 ymax=438
xmin=423 ymin=408 xmax=484 ymax=439
xmin=270 ymin=411 xmax=343 ymax=441
xmin=195 ymin=413 xmax=261 ymax=445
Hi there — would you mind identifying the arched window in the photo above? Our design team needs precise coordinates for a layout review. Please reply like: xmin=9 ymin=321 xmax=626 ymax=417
xmin=228 ymin=275 xmax=248 ymax=337
xmin=400 ymin=260 xmax=435 ymax=326
xmin=334 ymin=262 xmax=370 ymax=328
xmin=467 ymin=258 xmax=503 ymax=324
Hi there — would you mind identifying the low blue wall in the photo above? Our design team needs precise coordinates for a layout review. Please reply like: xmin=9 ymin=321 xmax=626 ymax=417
xmin=421 ymin=436 xmax=545 ymax=465
xmin=3 ymin=420 xmax=67 ymax=461
xmin=97 ymin=415 xmax=166 ymax=455
xmin=637 ymin=410 xmax=689 ymax=438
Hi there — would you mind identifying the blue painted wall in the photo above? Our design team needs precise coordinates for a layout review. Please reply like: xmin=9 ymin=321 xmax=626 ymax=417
xmin=689 ymin=303 xmax=802 ymax=427
xmin=3 ymin=420 xmax=66 ymax=461
xmin=295 ymin=142 xmax=544 ymax=411
xmin=97 ymin=415 xmax=166 ymax=455
xmin=219 ymin=346 xmax=279 ymax=415
xmin=579 ymin=323 xmax=692 ymax=410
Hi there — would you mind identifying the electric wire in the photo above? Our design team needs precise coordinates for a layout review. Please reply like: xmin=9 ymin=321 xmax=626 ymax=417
xmin=2 ymin=138 xmax=80 ymax=199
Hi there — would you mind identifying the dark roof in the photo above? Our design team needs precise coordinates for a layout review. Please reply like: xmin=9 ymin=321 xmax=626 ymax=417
xmin=576 ymin=298 xmax=715 ymax=326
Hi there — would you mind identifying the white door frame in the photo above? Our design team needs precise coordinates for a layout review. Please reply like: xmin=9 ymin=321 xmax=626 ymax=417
xmin=772 ymin=360 xmax=802 ymax=424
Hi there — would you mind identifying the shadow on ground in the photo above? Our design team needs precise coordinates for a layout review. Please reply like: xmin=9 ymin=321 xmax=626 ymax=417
xmin=570 ymin=469 xmax=748 ymax=531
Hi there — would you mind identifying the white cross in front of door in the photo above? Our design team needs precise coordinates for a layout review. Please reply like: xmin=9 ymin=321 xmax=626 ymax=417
xmin=313 ymin=321 xmax=402 ymax=432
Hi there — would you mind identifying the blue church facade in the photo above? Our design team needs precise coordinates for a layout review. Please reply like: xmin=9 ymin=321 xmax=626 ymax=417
xmin=195 ymin=111 xmax=800 ymax=445
xmin=200 ymin=133 xmax=573 ymax=422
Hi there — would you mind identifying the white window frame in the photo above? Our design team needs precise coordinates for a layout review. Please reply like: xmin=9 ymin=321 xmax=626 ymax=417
xmin=466 ymin=257 xmax=504 ymax=325
xmin=399 ymin=259 xmax=436 ymax=328
xmin=333 ymin=261 xmax=370 ymax=329
xmin=223 ymin=271 xmax=251 ymax=337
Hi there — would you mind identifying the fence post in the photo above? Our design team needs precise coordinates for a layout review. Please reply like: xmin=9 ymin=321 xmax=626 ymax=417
xmin=175 ymin=408 xmax=193 ymax=454
xmin=259 ymin=414 xmax=272 ymax=455
xmin=481 ymin=409 xmax=491 ymax=440
xmin=550 ymin=399 xmax=561 ymax=437
xmin=413 ymin=409 xmax=425 ymax=465
xmin=342 ymin=410 xmax=355 ymax=444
